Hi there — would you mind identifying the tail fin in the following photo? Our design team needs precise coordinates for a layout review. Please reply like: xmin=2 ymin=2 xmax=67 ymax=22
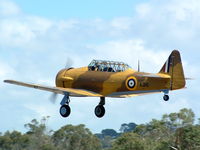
xmin=159 ymin=50 xmax=185 ymax=90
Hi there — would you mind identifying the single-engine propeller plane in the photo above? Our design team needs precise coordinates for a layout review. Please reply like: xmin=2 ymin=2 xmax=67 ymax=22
xmin=4 ymin=50 xmax=186 ymax=118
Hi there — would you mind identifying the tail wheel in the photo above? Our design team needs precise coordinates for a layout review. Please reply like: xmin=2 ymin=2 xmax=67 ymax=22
xmin=60 ymin=105 xmax=71 ymax=117
xmin=163 ymin=95 xmax=169 ymax=101
xmin=95 ymin=105 xmax=105 ymax=118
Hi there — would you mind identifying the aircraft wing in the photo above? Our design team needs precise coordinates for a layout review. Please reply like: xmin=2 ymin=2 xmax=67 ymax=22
xmin=4 ymin=80 xmax=102 ymax=97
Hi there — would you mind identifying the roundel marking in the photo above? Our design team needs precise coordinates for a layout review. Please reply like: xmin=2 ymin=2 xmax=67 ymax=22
xmin=128 ymin=79 xmax=135 ymax=88
xmin=126 ymin=76 xmax=137 ymax=90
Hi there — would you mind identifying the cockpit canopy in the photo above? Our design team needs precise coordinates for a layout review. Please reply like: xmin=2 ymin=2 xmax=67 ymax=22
xmin=88 ymin=59 xmax=131 ymax=72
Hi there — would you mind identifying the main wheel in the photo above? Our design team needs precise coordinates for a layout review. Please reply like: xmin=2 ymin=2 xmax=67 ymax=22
xmin=163 ymin=95 xmax=169 ymax=101
xmin=95 ymin=105 xmax=105 ymax=118
xmin=60 ymin=105 xmax=71 ymax=117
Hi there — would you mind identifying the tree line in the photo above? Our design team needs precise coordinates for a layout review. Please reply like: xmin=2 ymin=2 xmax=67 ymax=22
xmin=0 ymin=108 xmax=200 ymax=150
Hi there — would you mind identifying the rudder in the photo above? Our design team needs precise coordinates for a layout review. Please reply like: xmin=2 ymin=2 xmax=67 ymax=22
xmin=159 ymin=50 xmax=185 ymax=90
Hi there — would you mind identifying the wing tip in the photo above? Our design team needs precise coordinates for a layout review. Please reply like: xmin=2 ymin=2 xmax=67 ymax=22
xmin=4 ymin=79 xmax=12 ymax=83
xmin=4 ymin=79 xmax=9 ymax=83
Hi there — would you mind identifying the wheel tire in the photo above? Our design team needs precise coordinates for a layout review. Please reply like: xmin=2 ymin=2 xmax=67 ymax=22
xmin=163 ymin=95 xmax=169 ymax=101
xmin=95 ymin=105 xmax=105 ymax=118
xmin=60 ymin=105 xmax=71 ymax=117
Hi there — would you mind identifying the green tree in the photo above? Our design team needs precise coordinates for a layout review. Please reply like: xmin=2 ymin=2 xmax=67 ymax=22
xmin=96 ymin=129 xmax=118 ymax=149
xmin=110 ymin=132 xmax=145 ymax=150
xmin=133 ymin=108 xmax=196 ymax=150
xmin=0 ymin=108 xmax=199 ymax=150
xmin=134 ymin=119 xmax=173 ymax=150
xmin=24 ymin=116 xmax=56 ymax=150
xmin=119 ymin=123 xmax=137 ymax=133
xmin=101 ymin=129 xmax=118 ymax=138
xmin=153 ymin=141 xmax=172 ymax=150
xmin=52 ymin=124 xmax=101 ymax=150
xmin=100 ymin=136 xmax=113 ymax=149
xmin=162 ymin=108 xmax=195 ymax=129
xmin=0 ymin=131 xmax=30 ymax=150
xmin=178 ymin=108 xmax=195 ymax=126
xmin=175 ymin=125 xmax=200 ymax=150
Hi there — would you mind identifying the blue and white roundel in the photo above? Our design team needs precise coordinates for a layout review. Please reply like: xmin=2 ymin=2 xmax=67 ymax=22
xmin=127 ymin=79 xmax=135 ymax=88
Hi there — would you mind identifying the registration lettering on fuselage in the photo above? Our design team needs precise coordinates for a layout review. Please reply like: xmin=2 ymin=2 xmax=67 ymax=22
xmin=140 ymin=82 xmax=149 ymax=87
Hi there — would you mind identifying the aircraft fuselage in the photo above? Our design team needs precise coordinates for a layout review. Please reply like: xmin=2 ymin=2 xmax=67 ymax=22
xmin=56 ymin=67 xmax=171 ymax=97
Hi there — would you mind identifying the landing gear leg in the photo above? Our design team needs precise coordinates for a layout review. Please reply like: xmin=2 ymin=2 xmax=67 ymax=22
xmin=95 ymin=97 xmax=105 ymax=118
xmin=60 ymin=92 xmax=71 ymax=117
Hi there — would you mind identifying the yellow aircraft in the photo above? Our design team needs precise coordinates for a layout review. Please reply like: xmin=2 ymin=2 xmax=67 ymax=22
xmin=4 ymin=50 xmax=185 ymax=118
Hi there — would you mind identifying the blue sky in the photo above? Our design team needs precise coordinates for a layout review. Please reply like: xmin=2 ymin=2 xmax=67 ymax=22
xmin=13 ymin=0 xmax=144 ymax=19
xmin=0 ymin=0 xmax=200 ymax=133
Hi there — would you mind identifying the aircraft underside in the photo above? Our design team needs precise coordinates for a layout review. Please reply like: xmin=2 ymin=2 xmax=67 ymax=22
xmin=59 ymin=90 xmax=170 ymax=118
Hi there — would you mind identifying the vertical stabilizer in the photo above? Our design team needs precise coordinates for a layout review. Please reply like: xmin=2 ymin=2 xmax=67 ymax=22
xmin=159 ymin=50 xmax=185 ymax=90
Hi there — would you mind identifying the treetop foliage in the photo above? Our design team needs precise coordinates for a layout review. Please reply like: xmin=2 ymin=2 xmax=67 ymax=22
xmin=0 ymin=108 xmax=200 ymax=150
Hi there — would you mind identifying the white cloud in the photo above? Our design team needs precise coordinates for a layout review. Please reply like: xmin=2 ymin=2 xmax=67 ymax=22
xmin=0 ymin=0 xmax=20 ymax=16
xmin=135 ymin=3 xmax=152 ymax=18
xmin=1 ymin=0 xmax=200 ymax=52
xmin=87 ymin=39 xmax=169 ymax=72
xmin=24 ymin=103 xmax=57 ymax=118
xmin=0 ymin=19 xmax=35 ymax=46
xmin=0 ymin=16 xmax=54 ymax=47
xmin=166 ymin=0 xmax=200 ymax=21
xmin=111 ymin=17 xmax=133 ymax=30
xmin=152 ymin=98 xmax=190 ymax=114
xmin=0 ymin=61 xmax=14 ymax=81
xmin=56 ymin=19 xmax=80 ymax=31
xmin=36 ymin=79 xmax=55 ymax=86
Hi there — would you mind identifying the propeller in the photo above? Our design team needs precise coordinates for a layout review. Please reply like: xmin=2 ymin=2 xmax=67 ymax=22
xmin=65 ymin=57 xmax=73 ymax=69
xmin=49 ymin=57 xmax=73 ymax=104
xmin=49 ymin=92 xmax=58 ymax=104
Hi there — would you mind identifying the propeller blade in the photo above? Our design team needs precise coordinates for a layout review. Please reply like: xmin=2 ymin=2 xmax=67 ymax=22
xmin=65 ymin=57 xmax=73 ymax=69
xmin=49 ymin=93 xmax=58 ymax=104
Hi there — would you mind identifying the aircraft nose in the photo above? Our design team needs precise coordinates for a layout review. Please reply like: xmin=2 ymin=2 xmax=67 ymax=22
xmin=55 ymin=69 xmax=66 ymax=87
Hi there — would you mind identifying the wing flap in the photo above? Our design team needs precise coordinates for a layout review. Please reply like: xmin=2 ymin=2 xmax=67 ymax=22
xmin=107 ymin=89 xmax=164 ymax=98
xmin=4 ymin=80 xmax=102 ymax=97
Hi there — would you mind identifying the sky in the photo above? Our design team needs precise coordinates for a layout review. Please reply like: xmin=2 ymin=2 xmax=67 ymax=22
xmin=0 ymin=0 xmax=200 ymax=134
